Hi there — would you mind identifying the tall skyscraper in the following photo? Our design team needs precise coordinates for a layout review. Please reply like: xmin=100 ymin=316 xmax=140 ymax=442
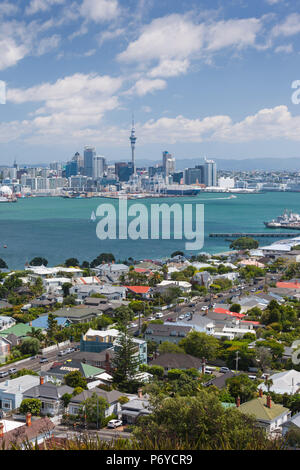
xmin=84 ymin=146 xmax=96 ymax=177
xmin=72 ymin=152 xmax=84 ymax=172
xmin=129 ymin=116 xmax=137 ymax=176
xmin=93 ymin=155 xmax=106 ymax=178
xmin=162 ymin=151 xmax=175 ymax=178
xmin=204 ymin=159 xmax=217 ymax=187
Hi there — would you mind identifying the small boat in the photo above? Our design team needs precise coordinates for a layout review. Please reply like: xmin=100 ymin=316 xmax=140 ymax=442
xmin=3 ymin=245 xmax=7 ymax=248
xmin=90 ymin=211 xmax=96 ymax=222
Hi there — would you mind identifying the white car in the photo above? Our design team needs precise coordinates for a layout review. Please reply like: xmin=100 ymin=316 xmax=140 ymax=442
xmin=147 ymin=316 xmax=155 ymax=321
xmin=107 ymin=419 xmax=123 ymax=429
xmin=155 ymin=312 xmax=164 ymax=319
xmin=201 ymin=306 xmax=208 ymax=311
xmin=178 ymin=314 xmax=185 ymax=320
xmin=130 ymin=323 xmax=138 ymax=328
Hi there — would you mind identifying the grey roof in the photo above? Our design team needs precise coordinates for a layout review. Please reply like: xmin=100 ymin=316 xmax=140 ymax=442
xmin=53 ymin=307 xmax=100 ymax=318
xmin=151 ymin=353 xmax=203 ymax=370
xmin=282 ymin=411 xmax=300 ymax=430
xmin=204 ymin=371 xmax=239 ymax=389
xmin=24 ymin=382 xmax=74 ymax=400
xmin=122 ymin=398 xmax=150 ymax=411
xmin=69 ymin=388 xmax=124 ymax=405
xmin=0 ymin=301 xmax=13 ymax=309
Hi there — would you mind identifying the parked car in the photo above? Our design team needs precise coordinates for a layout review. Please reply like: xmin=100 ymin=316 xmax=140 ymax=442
xmin=39 ymin=357 xmax=48 ymax=363
xmin=147 ymin=316 xmax=155 ymax=321
xmin=155 ymin=312 xmax=164 ymax=319
xmin=0 ymin=371 xmax=9 ymax=378
xmin=248 ymin=375 xmax=257 ymax=380
xmin=107 ymin=419 xmax=123 ymax=429
xmin=8 ymin=368 xmax=17 ymax=374
xmin=130 ymin=323 xmax=138 ymax=328
xmin=220 ymin=367 xmax=230 ymax=373
xmin=58 ymin=350 xmax=68 ymax=357
xmin=178 ymin=314 xmax=185 ymax=320
xmin=201 ymin=306 xmax=208 ymax=311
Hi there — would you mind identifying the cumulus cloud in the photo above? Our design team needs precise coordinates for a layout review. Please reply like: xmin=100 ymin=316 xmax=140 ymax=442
xmin=0 ymin=38 xmax=28 ymax=70
xmin=148 ymin=59 xmax=190 ymax=78
xmin=80 ymin=0 xmax=120 ymax=23
xmin=118 ymin=14 xmax=265 ymax=69
xmin=25 ymin=0 xmax=65 ymax=15
xmin=126 ymin=78 xmax=167 ymax=96
xmin=271 ymin=13 xmax=300 ymax=37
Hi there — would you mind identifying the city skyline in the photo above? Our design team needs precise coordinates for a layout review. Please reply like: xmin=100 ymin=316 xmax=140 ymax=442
xmin=2 ymin=1 xmax=300 ymax=163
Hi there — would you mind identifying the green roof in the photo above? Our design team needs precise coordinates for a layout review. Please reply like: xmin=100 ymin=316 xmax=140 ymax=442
xmin=239 ymin=397 xmax=289 ymax=422
xmin=81 ymin=362 xmax=105 ymax=378
xmin=0 ymin=323 xmax=36 ymax=338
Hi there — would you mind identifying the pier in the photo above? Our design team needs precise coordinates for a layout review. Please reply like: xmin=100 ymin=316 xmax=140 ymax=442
xmin=209 ymin=232 xmax=300 ymax=238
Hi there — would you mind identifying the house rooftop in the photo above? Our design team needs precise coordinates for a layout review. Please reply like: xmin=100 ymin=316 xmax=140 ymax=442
xmin=239 ymin=396 xmax=289 ymax=421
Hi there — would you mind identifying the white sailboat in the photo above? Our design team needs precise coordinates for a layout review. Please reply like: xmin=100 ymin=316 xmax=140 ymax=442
xmin=90 ymin=210 xmax=96 ymax=222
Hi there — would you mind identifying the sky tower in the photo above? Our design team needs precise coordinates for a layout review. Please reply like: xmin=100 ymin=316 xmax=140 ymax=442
xmin=130 ymin=115 xmax=137 ymax=176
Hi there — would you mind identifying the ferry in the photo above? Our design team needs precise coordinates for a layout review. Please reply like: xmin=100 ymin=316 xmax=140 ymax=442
xmin=264 ymin=209 xmax=300 ymax=229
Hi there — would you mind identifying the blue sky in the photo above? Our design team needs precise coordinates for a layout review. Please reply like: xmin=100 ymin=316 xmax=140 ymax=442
xmin=1 ymin=0 xmax=300 ymax=164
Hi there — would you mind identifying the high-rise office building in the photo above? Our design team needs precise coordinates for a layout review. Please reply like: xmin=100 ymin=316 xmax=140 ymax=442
xmin=84 ymin=146 xmax=96 ymax=177
xmin=204 ymin=159 xmax=217 ymax=187
xmin=162 ymin=151 xmax=175 ymax=178
xmin=184 ymin=166 xmax=204 ymax=185
xmin=72 ymin=152 xmax=84 ymax=173
xmin=65 ymin=160 xmax=78 ymax=178
xmin=93 ymin=155 xmax=106 ymax=178
xmin=115 ymin=162 xmax=133 ymax=182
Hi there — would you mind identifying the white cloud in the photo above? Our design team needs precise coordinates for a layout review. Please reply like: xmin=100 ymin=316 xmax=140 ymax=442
xmin=26 ymin=0 xmax=65 ymax=15
xmin=118 ymin=14 xmax=204 ymax=64
xmin=0 ymin=2 xmax=19 ymax=17
xmin=3 ymin=104 xmax=300 ymax=147
xmin=80 ymin=0 xmax=120 ymax=23
xmin=148 ymin=59 xmax=190 ymax=78
xmin=126 ymin=78 xmax=167 ymax=96
xmin=275 ymin=43 xmax=293 ymax=53
xmin=118 ymin=14 xmax=265 ymax=68
xmin=0 ymin=39 xmax=28 ymax=71
xmin=265 ymin=0 xmax=283 ymax=4
xmin=36 ymin=34 xmax=61 ymax=56
xmin=97 ymin=28 xmax=125 ymax=46
xmin=271 ymin=13 xmax=300 ymax=37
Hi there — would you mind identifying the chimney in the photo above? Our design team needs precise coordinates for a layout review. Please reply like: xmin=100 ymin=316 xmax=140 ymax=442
xmin=259 ymin=388 xmax=263 ymax=398
xmin=266 ymin=395 xmax=271 ymax=409
xmin=26 ymin=412 xmax=32 ymax=427
xmin=137 ymin=387 xmax=143 ymax=399
xmin=0 ymin=422 xmax=4 ymax=438
xmin=236 ymin=396 xmax=240 ymax=408
xmin=40 ymin=376 xmax=44 ymax=385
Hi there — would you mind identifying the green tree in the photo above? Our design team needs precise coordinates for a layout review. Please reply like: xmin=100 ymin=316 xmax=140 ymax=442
xmin=230 ymin=303 xmax=241 ymax=313
xmin=158 ymin=341 xmax=185 ymax=355
xmin=20 ymin=337 xmax=40 ymax=355
xmin=230 ymin=237 xmax=259 ymax=250
xmin=29 ymin=257 xmax=48 ymax=266
xmin=78 ymin=392 xmax=108 ymax=428
xmin=65 ymin=258 xmax=79 ymax=267
xmin=112 ymin=330 xmax=141 ymax=392
xmin=19 ymin=398 xmax=42 ymax=416
xmin=179 ymin=331 xmax=220 ymax=361
xmin=0 ymin=258 xmax=8 ymax=269
xmin=10 ymin=369 xmax=39 ymax=379
xmin=133 ymin=391 xmax=273 ymax=450
xmin=61 ymin=393 xmax=73 ymax=409
xmin=226 ymin=373 xmax=258 ymax=403
xmin=64 ymin=371 xmax=87 ymax=389
xmin=90 ymin=253 xmax=115 ymax=268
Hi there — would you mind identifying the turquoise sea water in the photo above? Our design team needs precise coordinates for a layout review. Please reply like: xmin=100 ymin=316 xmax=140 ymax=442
xmin=0 ymin=192 xmax=300 ymax=269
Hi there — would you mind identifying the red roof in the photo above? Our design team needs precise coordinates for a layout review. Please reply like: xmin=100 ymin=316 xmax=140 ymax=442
xmin=276 ymin=281 xmax=300 ymax=289
xmin=124 ymin=286 xmax=150 ymax=294
xmin=134 ymin=268 xmax=152 ymax=274
xmin=241 ymin=320 xmax=260 ymax=325
xmin=214 ymin=307 xmax=245 ymax=319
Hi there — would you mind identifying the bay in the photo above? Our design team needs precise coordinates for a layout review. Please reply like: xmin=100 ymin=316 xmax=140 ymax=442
xmin=0 ymin=192 xmax=299 ymax=269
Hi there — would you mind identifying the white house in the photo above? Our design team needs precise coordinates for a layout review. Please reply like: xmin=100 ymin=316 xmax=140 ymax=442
xmin=257 ymin=370 xmax=300 ymax=395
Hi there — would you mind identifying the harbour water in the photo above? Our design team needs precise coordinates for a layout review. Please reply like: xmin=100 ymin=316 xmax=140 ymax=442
xmin=0 ymin=192 xmax=300 ymax=269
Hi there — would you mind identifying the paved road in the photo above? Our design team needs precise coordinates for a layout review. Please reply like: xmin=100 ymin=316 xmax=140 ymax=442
xmin=0 ymin=343 xmax=80 ymax=382
xmin=52 ymin=425 xmax=132 ymax=442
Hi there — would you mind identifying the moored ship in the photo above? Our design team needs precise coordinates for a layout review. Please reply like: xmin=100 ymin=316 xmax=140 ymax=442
xmin=264 ymin=209 xmax=300 ymax=229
